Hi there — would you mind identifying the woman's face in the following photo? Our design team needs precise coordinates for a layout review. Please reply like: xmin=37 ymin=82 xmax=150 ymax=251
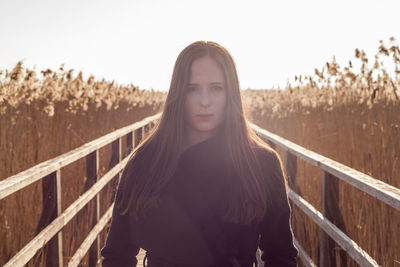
xmin=184 ymin=56 xmax=227 ymax=144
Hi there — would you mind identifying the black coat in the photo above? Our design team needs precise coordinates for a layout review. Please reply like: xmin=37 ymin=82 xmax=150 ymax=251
xmin=101 ymin=133 xmax=298 ymax=267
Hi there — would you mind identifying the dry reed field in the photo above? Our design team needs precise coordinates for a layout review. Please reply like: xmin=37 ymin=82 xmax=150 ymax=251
xmin=243 ymin=37 xmax=400 ymax=266
xmin=1 ymin=37 xmax=399 ymax=266
xmin=0 ymin=67 xmax=166 ymax=266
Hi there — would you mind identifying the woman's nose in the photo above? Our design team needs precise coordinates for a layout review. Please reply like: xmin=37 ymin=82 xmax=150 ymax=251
xmin=199 ymin=89 xmax=211 ymax=107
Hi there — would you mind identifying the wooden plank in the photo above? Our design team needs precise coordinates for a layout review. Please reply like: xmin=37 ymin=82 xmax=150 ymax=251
xmin=67 ymin=204 xmax=113 ymax=267
xmin=293 ymin=238 xmax=316 ymax=267
xmin=250 ymin=123 xmax=400 ymax=212
xmin=0 ymin=113 xmax=161 ymax=200
xmin=3 ymin=155 xmax=130 ymax=267
xmin=288 ymin=190 xmax=379 ymax=267
xmin=251 ymin=123 xmax=327 ymax=166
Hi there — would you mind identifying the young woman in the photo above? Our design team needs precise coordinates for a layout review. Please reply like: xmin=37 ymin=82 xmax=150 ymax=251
xmin=101 ymin=41 xmax=298 ymax=267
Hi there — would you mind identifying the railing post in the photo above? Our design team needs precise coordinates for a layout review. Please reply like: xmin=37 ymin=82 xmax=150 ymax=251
xmin=319 ymin=171 xmax=348 ymax=266
xmin=135 ymin=127 xmax=143 ymax=147
xmin=126 ymin=131 xmax=134 ymax=156
xmin=55 ymin=169 xmax=63 ymax=267
xmin=86 ymin=150 xmax=99 ymax=267
xmin=320 ymin=170 xmax=328 ymax=267
xmin=144 ymin=123 xmax=150 ymax=138
xmin=108 ymin=138 xmax=122 ymax=203
xmin=34 ymin=171 xmax=62 ymax=267
xmin=110 ymin=138 xmax=122 ymax=169
xmin=112 ymin=137 xmax=122 ymax=179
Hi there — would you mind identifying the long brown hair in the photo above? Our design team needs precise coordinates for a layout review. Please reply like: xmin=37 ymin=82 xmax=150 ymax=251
xmin=117 ymin=41 xmax=287 ymax=224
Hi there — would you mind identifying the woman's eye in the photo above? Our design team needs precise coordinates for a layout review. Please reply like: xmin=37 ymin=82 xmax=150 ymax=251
xmin=187 ymin=87 xmax=197 ymax=91
xmin=212 ymin=86 xmax=223 ymax=91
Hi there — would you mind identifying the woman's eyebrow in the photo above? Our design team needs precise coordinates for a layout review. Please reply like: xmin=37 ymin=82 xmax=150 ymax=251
xmin=210 ymin=82 xmax=224 ymax=86
xmin=188 ymin=82 xmax=225 ymax=87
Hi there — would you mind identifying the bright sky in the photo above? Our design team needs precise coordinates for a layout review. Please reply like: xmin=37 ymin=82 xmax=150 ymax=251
xmin=1 ymin=0 xmax=399 ymax=91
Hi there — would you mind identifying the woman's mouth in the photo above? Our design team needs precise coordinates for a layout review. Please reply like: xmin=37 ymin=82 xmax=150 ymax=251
xmin=196 ymin=114 xmax=213 ymax=119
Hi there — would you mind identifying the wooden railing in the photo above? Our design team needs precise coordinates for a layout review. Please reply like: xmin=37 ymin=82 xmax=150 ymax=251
xmin=0 ymin=113 xmax=160 ymax=267
xmin=250 ymin=123 xmax=400 ymax=267
xmin=1 ymin=112 xmax=399 ymax=266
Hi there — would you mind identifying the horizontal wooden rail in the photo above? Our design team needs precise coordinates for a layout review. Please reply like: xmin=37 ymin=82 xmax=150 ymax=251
xmin=250 ymin=123 xmax=400 ymax=212
xmin=288 ymin=190 xmax=378 ymax=266
xmin=293 ymin=238 xmax=316 ymax=267
xmin=0 ymin=113 xmax=161 ymax=200
xmin=68 ymin=204 xmax=114 ymax=267
xmin=3 ymin=154 xmax=131 ymax=267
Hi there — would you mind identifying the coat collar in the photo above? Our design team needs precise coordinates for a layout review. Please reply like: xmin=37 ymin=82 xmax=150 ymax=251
xmin=181 ymin=130 xmax=226 ymax=158
xmin=177 ymin=130 xmax=231 ymax=183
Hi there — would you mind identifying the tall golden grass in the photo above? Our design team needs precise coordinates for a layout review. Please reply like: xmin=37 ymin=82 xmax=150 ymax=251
xmin=243 ymin=37 xmax=400 ymax=266
xmin=0 ymin=67 xmax=166 ymax=266
xmin=1 ymin=37 xmax=399 ymax=266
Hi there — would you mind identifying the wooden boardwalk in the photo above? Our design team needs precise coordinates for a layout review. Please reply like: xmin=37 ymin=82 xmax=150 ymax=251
xmin=1 ymin=113 xmax=399 ymax=267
